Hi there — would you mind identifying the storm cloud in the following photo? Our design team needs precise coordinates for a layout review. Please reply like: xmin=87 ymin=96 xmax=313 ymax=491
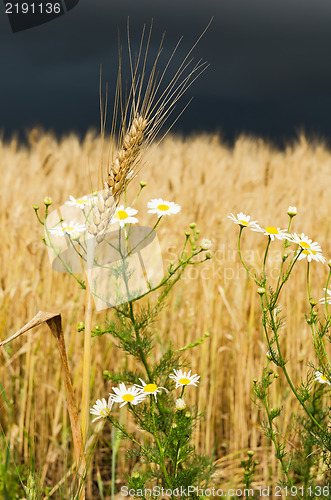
xmin=1 ymin=0 xmax=331 ymax=143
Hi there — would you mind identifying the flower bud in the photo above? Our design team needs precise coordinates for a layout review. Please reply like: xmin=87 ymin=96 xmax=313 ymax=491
xmin=175 ymin=398 xmax=186 ymax=411
xmin=257 ymin=287 xmax=265 ymax=296
xmin=189 ymin=222 xmax=196 ymax=229
xmin=287 ymin=206 xmax=297 ymax=217
xmin=33 ymin=204 xmax=39 ymax=211
xmin=185 ymin=231 xmax=191 ymax=237
xmin=43 ymin=196 xmax=52 ymax=206
xmin=200 ymin=238 xmax=212 ymax=250
xmin=205 ymin=252 xmax=212 ymax=259
xmin=77 ymin=322 xmax=85 ymax=332
xmin=132 ymin=472 xmax=140 ymax=479
xmin=247 ymin=450 xmax=254 ymax=457
xmin=139 ymin=181 xmax=147 ymax=188
xmin=309 ymin=299 xmax=318 ymax=307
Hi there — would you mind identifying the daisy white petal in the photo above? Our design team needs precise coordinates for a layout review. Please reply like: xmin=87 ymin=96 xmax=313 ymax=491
xmin=319 ymin=289 xmax=331 ymax=304
xmin=251 ymin=225 xmax=291 ymax=241
xmin=314 ymin=371 xmax=331 ymax=386
xmin=147 ymin=198 xmax=181 ymax=218
xmin=110 ymin=205 xmax=138 ymax=228
xmin=169 ymin=369 xmax=200 ymax=389
xmin=65 ymin=195 xmax=92 ymax=209
xmin=110 ymin=382 xmax=146 ymax=407
xmin=90 ymin=397 xmax=113 ymax=422
xmin=134 ymin=378 xmax=168 ymax=402
xmin=291 ymin=233 xmax=326 ymax=263
xmin=228 ymin=212 xmax=259 ymax=229
xmin=48 ymin=220 xmax=86 ymax=239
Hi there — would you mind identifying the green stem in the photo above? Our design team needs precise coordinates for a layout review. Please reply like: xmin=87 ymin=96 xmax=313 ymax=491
xmin=238 ymin=227 xmax=258 ymax=283
xmin=262 ymin=392 xmax=301 ymax=500
xmin=108 ymin=416 xmax=157 ymax=462
xmin=264 ymin=292 xmax=325 ymax=433
xmin=275 ymin=219 xmax=293 ymax=296
xmin=262 ymin=236 xmax=271 ymax=282
xmin=150 ymin=398 xmax=172 ymax=489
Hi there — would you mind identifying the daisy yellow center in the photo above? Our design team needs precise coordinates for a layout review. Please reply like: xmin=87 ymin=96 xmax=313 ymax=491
xmin=76 ymin=199 xmax=88 ymax=204
xmin=179 ymin=377 xmax=191 ymax=385
xmin=122 ymin=394 xmax=135 ymax=402
xmin=144 ymin=383 xmax=157 ymax=393
xmin=157 ymin=204 xmax=170 ymax=211
xmin=62 ymin=226 xmax=74 ymax=232
xmin=321 ymin=375 xmax=328 ymax=382
xmin=265 ymin=226 xmax=278 ymax=234
xmin=116 ymin=210 xmax=129 ymax=220
xmin=239 ymin=220 xmax=249 ymax=226
xmin=303 ymin=249 xmax=316 ymax=255
xmin=100 ymin=408 xmax=111 ymax=417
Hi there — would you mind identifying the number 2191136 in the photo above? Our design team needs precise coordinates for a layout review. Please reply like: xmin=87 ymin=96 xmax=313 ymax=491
xmin=5 ymin=3 xmax=62 ymax=14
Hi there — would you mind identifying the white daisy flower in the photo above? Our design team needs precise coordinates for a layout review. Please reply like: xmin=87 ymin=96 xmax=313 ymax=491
xmin=169 ymin=369 xmax=200 ymax=389
xmin=90 ymin=397 xmax=113 ymax=422
xmin=252 ymin=225 xmax=291 ymax=241
xmin=291 ymin=233 xmax=326 ymax=263
xmin=110 ymin=205 xmax=138 ymax=228
xmin=48 ymin=220 xmax=86 ymax=239
xmin=319 ymin=288 xmax=331 ymax=304
xmin=175 ymin=398 xmax=186 ymax=410
xmin=200 ymin=238 xmax=212 ymax=250
xmin=228 ymin=212 xmax=259 ymax=229
xmin=134 ymin=378 xmax=168 ymax=402
xmin=110 ymin=382 xmax=146 ymax=408
xmin=314 ymin=371 xmax=331 ymax=386
xmin=147 ymin=198 xmax=181 ymax=218
xmin=65 ymin=195 xmax=92 ymax=209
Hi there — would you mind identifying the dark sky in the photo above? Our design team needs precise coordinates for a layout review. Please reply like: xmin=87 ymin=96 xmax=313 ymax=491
xmin=1 ymin=0 xmax=331 ymax=144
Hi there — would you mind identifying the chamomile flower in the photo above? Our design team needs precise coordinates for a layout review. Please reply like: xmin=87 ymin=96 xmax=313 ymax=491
xmin=110 ymin=206 xmax=138 ymax=228
xmin=169 ymin=369 xmax=200 ymax=389
xmin=65 ymin=195 xmax=92 ymax=209
xmin=252 ymin=225 xmax=290 ymax=241
xmin=319 ymin=288 xmax=331 ymax=304
xmin=110 ymin=383 xmax=146 ymax=408
xmin=48 ymin=220 xmax=86 ymax=239
xmin=134 ymin=378 xmax=168 ymax=402
xmin=314 ymin=371 xmax=331 ymax=386
xmin=147 ymin=198 xmax=181 ymax=218
xmin=291 ymin=233 xmax=326 ymax=263
xmin=228 ymin=212 xmax=259 ymax=229
xmin=90 ymin=396 xmax=113 ymax=422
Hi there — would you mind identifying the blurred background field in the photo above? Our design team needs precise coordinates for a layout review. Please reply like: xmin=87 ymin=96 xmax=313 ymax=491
xmin=1 ymin=129 xmax=331 ymax=497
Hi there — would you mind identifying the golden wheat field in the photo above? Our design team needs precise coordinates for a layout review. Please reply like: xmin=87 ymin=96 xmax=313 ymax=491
xmin=1 ymin=129 xmax=331 ymax=497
